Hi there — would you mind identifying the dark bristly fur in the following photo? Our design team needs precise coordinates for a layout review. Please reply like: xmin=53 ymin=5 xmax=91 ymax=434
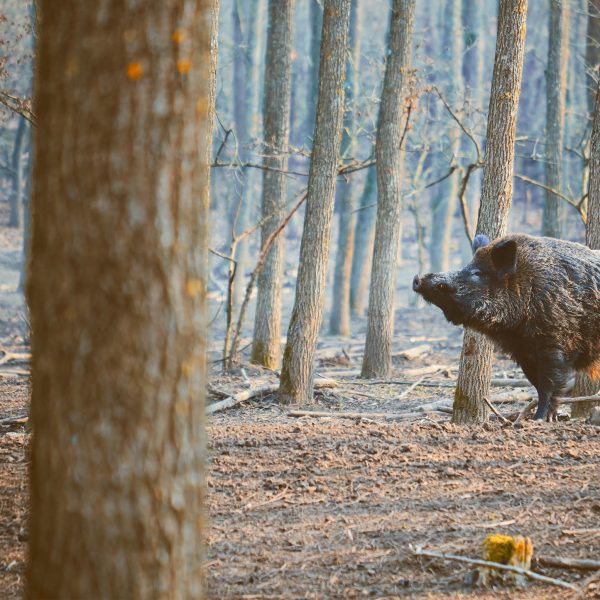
xmin=412 ymin=234 xmax=600 ymax=421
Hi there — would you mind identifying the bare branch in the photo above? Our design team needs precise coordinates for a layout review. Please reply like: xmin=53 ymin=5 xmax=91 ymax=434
xmin=433 ymin=86 xmax=482 ymax=162
xmin=515 ymin=173 xmax=586 ymax=222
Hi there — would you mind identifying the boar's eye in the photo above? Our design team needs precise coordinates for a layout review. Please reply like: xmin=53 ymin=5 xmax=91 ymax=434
xmin=469 ymin=269 xmax=483 ymax=282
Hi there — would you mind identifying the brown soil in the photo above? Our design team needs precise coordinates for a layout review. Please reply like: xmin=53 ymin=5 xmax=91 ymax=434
xmin=0 ymin=219 xmax=599 ymax=598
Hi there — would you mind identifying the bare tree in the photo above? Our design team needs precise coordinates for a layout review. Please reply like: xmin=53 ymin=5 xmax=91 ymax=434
xmin=571 ymin=79 xmax=600 ymax=418
xmin=429 ymin=0 xmax=462 ymax=272
xmin=542 ymin=0 xmax=569 ymax=238
xmin=250 ymin=0 xmax=293 ymax=368
xmin=361 ymin=0 xmax=415 ymax=379
xmin=452 ymin=0 xmax=529 ymax=424
xmin=26 ymin=1 xmax=218 ymax=596
xmin=350 ymin=166 xmax=377 ymax=315
xmin=231 ymin=0 xmax=266 ymax=308
xmin=330 ymin=0 xmax=361 ymax=335
xmin=278 ymin=0 xmax=351 ymax=404
xmin=9 ymin=116 xmax=27 ymax=228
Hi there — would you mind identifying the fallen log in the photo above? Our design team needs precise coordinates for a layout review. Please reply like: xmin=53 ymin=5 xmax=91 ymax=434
xmin=394 ymin=344 xmax=431 ymax=360
xmin=207 ymin=378 xmax=337 ymax=415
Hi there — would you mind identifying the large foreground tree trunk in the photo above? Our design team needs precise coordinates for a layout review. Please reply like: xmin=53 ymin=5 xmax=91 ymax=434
xmin=542 ymin=0 xmax=569 ymax=239
xmin=571 ymin=80 xmax=600 ymax=418
xmin=278 ymin=0 xmax=350 ymax=405
xmin=452 ymin=0 xmax=528 ymax=424
xmin=26 ymin=1 xmax=217 ymax=597
xmin=250 ymin=0 xmax=293 ymax=369
xmin=361 ymin=0 xmax=415 ymax=379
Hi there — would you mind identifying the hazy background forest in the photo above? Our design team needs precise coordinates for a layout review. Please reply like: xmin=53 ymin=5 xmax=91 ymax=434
xmin=0 ymin=0 xmax=595 ymax=345
xmin=1 ymin=0 xmax=600 ymax=598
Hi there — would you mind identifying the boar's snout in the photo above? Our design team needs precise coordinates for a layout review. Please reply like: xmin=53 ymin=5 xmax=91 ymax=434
xmin=412 ymin=273 xmax=456 ymax=295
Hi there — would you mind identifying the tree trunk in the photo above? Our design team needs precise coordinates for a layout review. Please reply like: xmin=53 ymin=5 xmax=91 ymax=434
xmin=361 ymin=0 xmax=415 ymax=379
xmin=18 ymin=125 xmax=32 ymax=292
xmin=429 ymin=0 xmax=462 ymax=273
xmin=250 ymin=0 xmax=293 ymax=369
xmin=329 ymin=0 xmax=361 ymax=335
xmin=459 ymin=0 xmax=485 ymax=261
xmin=571 ymin=79 xmax=600 ymax=418
xmin=278 ymin=0 xmax=351 ymax=405
xmin=452 ymin=0 xmax=528 ymax=424
xmin=542 ymin=0 xmax=569 ymax=239
xmin=232 ymin=0 xmax=266 ymax=309
xmin=26 ymin=1 xmax=218 ymax=597
xmin=350 ymin=166 xmax=377 ymax=315
xmin=9 ymin=116 xmax=26 ymax=229
xmin=306 ymin=0 xmax=323 ymax=140
xmin=586 ymin=0 xmax=600 ymax=115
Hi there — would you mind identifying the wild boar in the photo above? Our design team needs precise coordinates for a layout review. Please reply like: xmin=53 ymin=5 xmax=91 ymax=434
xmin=412 ymin=234 xmax=600 ymax=420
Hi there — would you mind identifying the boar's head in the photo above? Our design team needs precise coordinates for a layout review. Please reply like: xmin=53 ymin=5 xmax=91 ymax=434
xmin=412 ymin=235 xmax=523 ymax=333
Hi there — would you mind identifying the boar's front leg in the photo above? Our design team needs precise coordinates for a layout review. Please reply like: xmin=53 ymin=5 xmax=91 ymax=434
xmin=532 ymin=355 xmax=575 ymax=422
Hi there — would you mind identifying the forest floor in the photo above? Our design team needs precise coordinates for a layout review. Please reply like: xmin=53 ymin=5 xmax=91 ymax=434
xmin=0 ymin=219 xmax=599 ymax=598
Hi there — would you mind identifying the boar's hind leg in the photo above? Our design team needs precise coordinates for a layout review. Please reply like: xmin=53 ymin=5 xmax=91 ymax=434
xmin=533 ymin=357 xmax=575 ymax=422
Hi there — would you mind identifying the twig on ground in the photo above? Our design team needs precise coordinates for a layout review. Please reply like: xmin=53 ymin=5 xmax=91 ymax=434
xmin=482 ymin=396 xmax=513 ymax=426
xmin=397 ymin=376 xmax=429 ymax=401
xmin=513 ymin=398 xmax=538 ymax=423
xmin=413 ymin=547 xmax=580 ymax=592
xmin=0 ymin=414 xmax=28 ymax=425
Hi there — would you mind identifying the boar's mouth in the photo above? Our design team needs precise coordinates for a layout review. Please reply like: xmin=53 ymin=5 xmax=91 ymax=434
xmin=412 ymin=274 xmax=466 ymax=325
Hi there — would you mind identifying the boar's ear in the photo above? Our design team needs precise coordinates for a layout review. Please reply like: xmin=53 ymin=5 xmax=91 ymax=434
xmin=490 ymin=239 xmax=517 ymax=276
xmin=472 ymin=234 xmax=490 ymax=253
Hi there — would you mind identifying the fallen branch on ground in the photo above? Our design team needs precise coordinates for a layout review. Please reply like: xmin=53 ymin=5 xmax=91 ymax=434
xmin=207 ymin=378 xmax=336 ymax=415
xmin=288 ymin=409 xmax=446 ymax=421
xmin=534 ymin=556 xmax=600 ymax=572
xmin=483 ymin=396 xmax=512 ymax=426
xmin=413 ymin=547 xmax=580 ymax=592
xmin=0 ymin=414 xmax=28 ymax=425
xmin=397 ymin=376 xmax=430 ymax=401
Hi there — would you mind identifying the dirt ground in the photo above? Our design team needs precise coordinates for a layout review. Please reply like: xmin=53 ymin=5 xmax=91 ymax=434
xmin=0 ymin=216 xmax=599 ymax=598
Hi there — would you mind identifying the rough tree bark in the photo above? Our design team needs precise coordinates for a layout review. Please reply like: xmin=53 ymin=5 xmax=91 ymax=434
xmin=429 ymin=0 xmax=462 ymax=273
xmin=586 ymin=0 xmax=600 ymax=114
xmin=26 ymin=1 xmax=218 ymax=597
xmin=278 ymin=0 xmax=350 ymax=405
xmin=306 ymin=0 xmax=323 ymax=140
xmin=542 ymin=0 xmax=569 ymax=239
xmin=571 ymin=79 xmax=600 ymax=418
xmin=452 ymin=0 xmax=528 ymax=424
xmin=350 ymin=166 xmax=377 ymax=315
xmin=330 ymin=0 xmax=361 ymax=335
xmin=361 ymin=0 xmax=415 ymax=379
xmin=250 ymin=0 xmax=293 ymax=369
